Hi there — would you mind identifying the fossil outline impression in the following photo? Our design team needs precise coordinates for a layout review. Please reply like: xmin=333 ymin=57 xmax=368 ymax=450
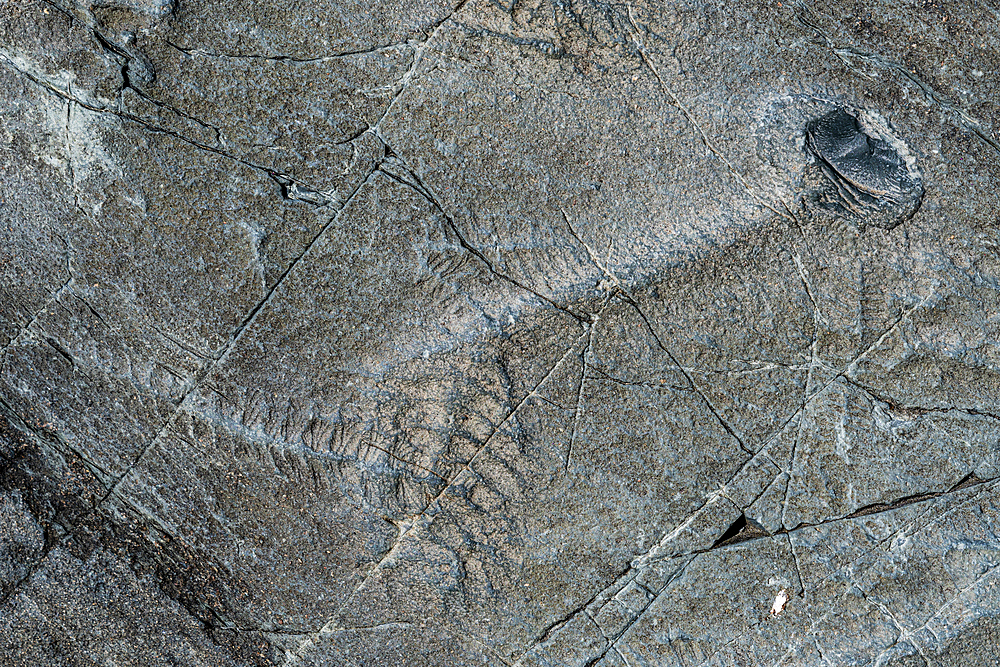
xmin=805 ymin=108 xmax=923 ymax=230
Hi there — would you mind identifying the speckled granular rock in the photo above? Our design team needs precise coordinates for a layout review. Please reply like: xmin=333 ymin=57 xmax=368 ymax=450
xmin=2 ymin=0 xmax=1000 ymax=665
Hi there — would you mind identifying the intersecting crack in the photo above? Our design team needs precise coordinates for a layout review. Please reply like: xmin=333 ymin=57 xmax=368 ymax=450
xmin=377 ymin=150 xmax=590 ymax=324
xmin=94 ymin=160 xmax=384 ymax=508
xmin=584 ymin=476 xmax=1000 ymax=667
xmin=624 ymin=10 xmax=797 ymax=225
xmin=369 ymin=0 xmax=473 ymax=135
xmin=507 ymin=286 xmax=952 ymax=663
xmin=4 ymin=0 xmax=999 ymax=664
xmin=795 ymin=0 xmax=1000 ymax=156
xmin=286 ymin=307 xmax=613 ymax=665
xmin=0 ymin=50 xmax=324 ymax=200
xmin=0 ymin=276 xmax=74 ymax=366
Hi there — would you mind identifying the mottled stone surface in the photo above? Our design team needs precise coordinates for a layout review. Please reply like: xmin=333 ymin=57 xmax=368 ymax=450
xmin=2 ymin=0 xmax=1000 ymax=665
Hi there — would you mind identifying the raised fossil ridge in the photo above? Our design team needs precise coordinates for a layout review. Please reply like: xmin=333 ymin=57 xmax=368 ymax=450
xmin=2 ymin=0 xmax=1000 ymax=665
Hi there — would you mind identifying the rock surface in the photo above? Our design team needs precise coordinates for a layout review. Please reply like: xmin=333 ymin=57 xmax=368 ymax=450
xmin=2 ymin=0 xmax=1000 ymax=665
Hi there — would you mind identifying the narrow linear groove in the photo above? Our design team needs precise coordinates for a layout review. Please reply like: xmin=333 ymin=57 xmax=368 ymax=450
xmin=95 ymin=163 xmax=382 ymax=506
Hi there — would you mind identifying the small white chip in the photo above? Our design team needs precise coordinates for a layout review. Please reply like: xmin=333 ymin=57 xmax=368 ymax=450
xmin=770 ymin=589 xmax=790 ymax=616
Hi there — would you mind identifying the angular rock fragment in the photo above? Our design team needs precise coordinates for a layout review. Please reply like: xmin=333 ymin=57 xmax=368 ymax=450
xmin=805 ymin=107 xmax=923 ymax=229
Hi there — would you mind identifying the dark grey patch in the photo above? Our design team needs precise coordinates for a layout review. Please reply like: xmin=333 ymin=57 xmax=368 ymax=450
xmin=805 ymin=108 xmax=923 ymax=230
xmin=710 ymin=514 xmax=769 ymax=548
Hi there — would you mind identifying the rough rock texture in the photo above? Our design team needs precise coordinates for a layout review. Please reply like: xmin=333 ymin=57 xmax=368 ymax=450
xmin=2 ymin=0 xmax=1000 ymax=665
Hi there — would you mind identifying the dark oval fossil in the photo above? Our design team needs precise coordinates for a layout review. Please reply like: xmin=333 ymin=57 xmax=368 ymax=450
xmin=805 ymin=108 xmax=923 ymax=230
